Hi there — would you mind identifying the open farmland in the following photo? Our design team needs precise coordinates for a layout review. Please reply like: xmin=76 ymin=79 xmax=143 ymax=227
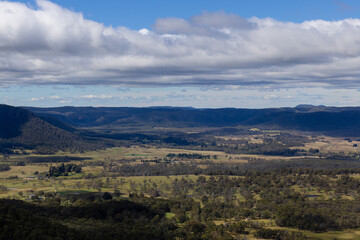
xmin=2 ymin=132 xmax=360 ymax=239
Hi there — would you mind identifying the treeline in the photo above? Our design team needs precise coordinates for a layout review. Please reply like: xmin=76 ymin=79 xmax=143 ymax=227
xmin=48 ymin=163 xmax=82 ymax=177
xmin=0 ymin=164 xmax=10 ymax=172
xmin=156 ymin=134 xmax=312 ymax=157
xmin=212 ymin=140 xmax=306 ymax=156
xmin=26 ymin=156 xmax=92 ymax=163
xmin=166 ymin=153 xmax=211 ymax=159
xmin=254 ymin=228 xmax=307 ymax=240
xmin=104 ymin=159 xmax=360 ymax=177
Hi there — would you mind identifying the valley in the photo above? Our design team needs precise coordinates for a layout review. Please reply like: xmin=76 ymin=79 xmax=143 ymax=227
xmin=2 ymin=105 xmax=360 ymax=239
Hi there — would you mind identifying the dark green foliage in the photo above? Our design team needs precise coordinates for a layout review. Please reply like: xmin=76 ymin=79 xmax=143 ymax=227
xmin=163 ymin=137 xmax=190 ymax=146
xmin=26 ymin=156 xmax=91 ymax=163
xmin=102 ymin=192 xmax=113 ymax=200
xmin=180 ymin=220 xmax=205 ymax=239
xmin=254 ymin=228 xmax=308 ymax=240
xmin=48 ymin=163 xmax=82 ymax=177
xmin=275 ymin=204 xmax=337 ymax=232
xmin=106 ymin=159 xmax=360 ymax=177
xmin=0 ymin=164 xmax=10 ymax=172
xmin=0 ymin=198 xmax=177 ymax=240
xmin=124 ymin=169 xmax=360 ymax=233
xmin=166 ymin=153 xmax=211 ymax=159
xmin=0 ymin=199 xmax=82 ymax=240
xmin=224 ymin=141 xmax=305 ymax=156
xmin=113 ymin=190 xmax=121 ymax=197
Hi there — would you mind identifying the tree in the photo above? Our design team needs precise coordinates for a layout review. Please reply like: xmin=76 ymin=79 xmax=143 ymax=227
xmin=102 ymin=192 xmax=113 ymax=200
xmin=113 ymin=189 xmax=121 ymax=197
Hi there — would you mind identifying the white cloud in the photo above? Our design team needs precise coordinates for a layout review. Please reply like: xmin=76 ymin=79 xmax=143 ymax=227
xmin=30 ymin=97 xmax=45 ymax=102
xmin=81 ymin=94 xmax=113 ymax=99
xmin=264 ymin=94 xmax=278 ymax=100
xmin=30 ymin=95 xmax=60 ymax=101
xmin=48 ymin=95 xmax=60 ymax=99
xmin=1 ymin=1 xmax=360 ymax=89
xmin=138 ymin=28 xmax=150 ymax=35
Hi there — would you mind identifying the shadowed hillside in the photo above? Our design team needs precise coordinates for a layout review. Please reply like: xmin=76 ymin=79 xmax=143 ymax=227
xmin=0 ymin=105 xmax=32 ymax=139
xmin=0 ymin=105 xmax=108 ymax=153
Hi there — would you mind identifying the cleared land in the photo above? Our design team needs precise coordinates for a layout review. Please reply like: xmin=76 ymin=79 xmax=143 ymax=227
xmin=2 ymin=134 xmax=360 ymax=239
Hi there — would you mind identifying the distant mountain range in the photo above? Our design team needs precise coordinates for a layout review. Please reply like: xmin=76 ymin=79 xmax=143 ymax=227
xmin=25 ymin=105 xmax=360 ymax=135
xmin=2 ymin=104 xmax=360 ymax=154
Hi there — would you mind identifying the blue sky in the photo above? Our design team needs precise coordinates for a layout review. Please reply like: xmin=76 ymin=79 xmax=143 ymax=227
xmin=1 ymin=0 xmax=360 ymax=108
xmin=26 ymin=0 xmax=360 ymax=28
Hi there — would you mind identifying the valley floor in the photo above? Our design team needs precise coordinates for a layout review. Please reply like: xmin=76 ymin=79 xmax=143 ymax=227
xmin=2 ymin=134 xmax=360 ymax=239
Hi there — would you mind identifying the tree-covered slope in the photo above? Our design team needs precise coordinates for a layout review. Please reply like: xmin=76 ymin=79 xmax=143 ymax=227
xmin=26 ymin=105 xmax=360 ymax=135
xmin=0 ymin=105 xmax=106 ymax=153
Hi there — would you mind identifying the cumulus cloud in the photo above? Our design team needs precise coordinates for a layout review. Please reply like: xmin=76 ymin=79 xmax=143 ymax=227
xmin=152 ymin=11 xmax=255 ymax=35
xmin=1 ymin=0 xmax=360 ymax=89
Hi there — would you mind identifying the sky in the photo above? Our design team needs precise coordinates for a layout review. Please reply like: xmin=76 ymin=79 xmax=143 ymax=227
xmin=1 ymin=0 xmax=360 ymax=108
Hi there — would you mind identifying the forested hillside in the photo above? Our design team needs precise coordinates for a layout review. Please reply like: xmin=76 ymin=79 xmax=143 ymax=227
xmin=0 ymin=105 xmax=109 ymax=154
xmin=26 ymin=105 xmax=360 ymax=135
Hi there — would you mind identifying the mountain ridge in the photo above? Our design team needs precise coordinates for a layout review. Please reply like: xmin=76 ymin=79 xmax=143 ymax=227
xmin=25 ymin=105 xmax=360 ymax=135
xmin=2 ymin=104 xmax=360 ymax=154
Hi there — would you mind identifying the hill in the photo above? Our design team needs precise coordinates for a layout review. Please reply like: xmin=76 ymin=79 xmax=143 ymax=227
xmin=0 ymin=105 xmax=106 ymax=153
xmin=26 ymin=106 xmax=360 ymax=136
